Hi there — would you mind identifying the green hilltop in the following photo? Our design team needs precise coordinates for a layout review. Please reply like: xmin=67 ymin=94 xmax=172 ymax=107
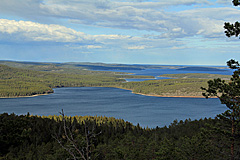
xmin=0 ymin=61 xmax=231 ymax=98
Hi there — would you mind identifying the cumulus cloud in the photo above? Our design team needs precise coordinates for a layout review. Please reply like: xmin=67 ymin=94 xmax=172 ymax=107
xmin=0 ymin=0 xmax=224 ymax=39
xmin=0 ymin=19 xmax=179 ymax=50
xmin=42 ymin=1 xmax=240 ymax=39
xmin=127 ymin=45 xmax=146 ymax=49
xmin=0 ymin=0 xmax=238 ymax=45
xmin=0 ymin=19 xmax=94 ymax=43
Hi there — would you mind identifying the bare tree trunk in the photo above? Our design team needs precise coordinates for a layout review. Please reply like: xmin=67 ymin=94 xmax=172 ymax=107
xmin=231 ymin=117 xmax=235 ymax=160
xmin=53 ymin=109 xmax=101 ymax=160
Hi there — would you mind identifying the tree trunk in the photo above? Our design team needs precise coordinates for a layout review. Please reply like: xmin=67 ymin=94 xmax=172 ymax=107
xmin=231 ymin=117 xmax=235 ymax=160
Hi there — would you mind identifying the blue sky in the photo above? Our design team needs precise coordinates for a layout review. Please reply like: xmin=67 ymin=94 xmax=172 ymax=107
xmin=0 ymin=0 xmax=240 ymax=65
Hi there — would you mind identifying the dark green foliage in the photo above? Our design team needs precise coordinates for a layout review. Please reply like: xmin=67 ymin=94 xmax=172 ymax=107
xmin=224 ymin=1 xmax=240 ymax=38
xmin=0 ymin=64 xmax=155 ymax=97
xmin=202 ymin=59 xmax=240 ymax=160
xmin=224 ymin=22 xmax=240 ymax=38
xmin=0 ymin=113 xmax=237 ymax=160
xmin=233 ymin=0 xmax=240 ymax=6
xmin=0 ymin=113 xmax=68 ymax=159
xmin=160 ymin=73 xmax=231 ymax=79
xmin=119 ymin=78 xmax=209 ymax=97
xmin=0 ymin=63 xmax=216 ymax=98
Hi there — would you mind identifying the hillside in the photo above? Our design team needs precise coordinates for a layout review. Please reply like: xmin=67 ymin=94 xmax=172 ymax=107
xmin=159 ymin=73 xmax=231 ymax=80
xmin=0 ymin=61 xmax=232 ymax=98
xmin=118 ymin=78 xmax=210 ymax=97
xmin=0 ymin=113 xmax=237 ymax=160
xmin=0 ymin=64 xmax=152 ymax=97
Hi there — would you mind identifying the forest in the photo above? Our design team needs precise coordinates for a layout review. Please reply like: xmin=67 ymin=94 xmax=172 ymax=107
xmin=0 ymin=59 xmax=240 ymax=159
xmin=0 ymin=64 xmax=153 ymax=97
xmin=0 ymin=112 xmax=239 ymax=160
xmin=1 ymin=0 xmax=240 ymax=159
xmin=0 ymin=62 xmax=228 ymax=98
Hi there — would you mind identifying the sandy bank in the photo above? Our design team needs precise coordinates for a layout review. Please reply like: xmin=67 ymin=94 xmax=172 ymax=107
xmin=0 ymin=87 xmax=215 ymax=99
xmin=132 ymin=92 xmax=206 ymax=98
xmin=0 ymin=93 xmax=52 ymax=99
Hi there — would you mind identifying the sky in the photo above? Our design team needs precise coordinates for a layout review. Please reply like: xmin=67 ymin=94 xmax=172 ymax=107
xmin=0 ymin=0 xmax=240 ymax=65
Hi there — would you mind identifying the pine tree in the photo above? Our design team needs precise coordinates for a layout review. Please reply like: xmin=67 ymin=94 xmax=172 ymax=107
xmin=202 ymin=59 xmax=240 ymax=160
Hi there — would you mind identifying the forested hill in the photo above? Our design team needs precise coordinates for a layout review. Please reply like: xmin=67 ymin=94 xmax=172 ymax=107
xmin=0 ymin=113 xmax=237 ymax=160
xmin=177 ymin=66 xmax=226 ymax=72
xmin=0 ymin=60 xmax=227 ymax=72
xmin=0 ymin=64 xmax=231 ymax=98
xmin=0 ymin=64 xmax=152 ymax=97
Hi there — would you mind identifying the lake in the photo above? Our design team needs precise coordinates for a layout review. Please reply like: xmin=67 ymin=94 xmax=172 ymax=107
xmin=0 ymin=66 xmax=232 ymax=128
xmin=0 ymin=87 xmax=226 ymax=128
xmin=103 ymin=67 xmax=233 ymax=82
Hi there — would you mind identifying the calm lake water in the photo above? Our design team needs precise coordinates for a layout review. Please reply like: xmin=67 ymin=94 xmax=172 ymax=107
xmin=0 ymin=67 xmax=232 ymax=128
xmin=0 ymin=87 xmax=225 ymax=128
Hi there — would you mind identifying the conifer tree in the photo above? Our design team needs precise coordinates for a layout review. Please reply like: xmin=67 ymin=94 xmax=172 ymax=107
xmin=224 ymin=0 xmax=240 ymax=38
xmin=202 ymin=1 xmax=240 ymax=159
xmin=201 ymin=59 xmax=240 ymax=159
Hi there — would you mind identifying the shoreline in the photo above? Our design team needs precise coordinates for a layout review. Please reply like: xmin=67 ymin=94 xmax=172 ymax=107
xmin=116 ymin=87 xmax=210 ymax=98
xmin=132 ymin=92 xmax=206 ymax=98
xmin=0 ymin=93 xmax=52 ymax=99
xmin=0 ymin=87 xmax=214 ymax=99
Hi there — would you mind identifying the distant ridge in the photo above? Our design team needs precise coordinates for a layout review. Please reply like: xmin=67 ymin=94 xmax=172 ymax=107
xmin=177 ymin=66 xmax=226 ymax=72
xmin=75 ymin=64 xmax=143 ymax=70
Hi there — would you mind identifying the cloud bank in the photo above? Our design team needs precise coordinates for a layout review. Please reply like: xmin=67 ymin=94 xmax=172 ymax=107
xmin=1 ymin=0 xmax=239 ymax=40
xmin=0 ymin=19 xmax=180 ymax=50
xmin=0 ymin=19 xmax=92 ymax=43
xmin=0 ymin=0 xmax=239 ymax=65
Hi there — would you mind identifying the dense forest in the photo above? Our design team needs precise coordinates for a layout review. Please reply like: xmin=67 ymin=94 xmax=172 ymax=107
xmin=0 ymin=61 xmax=239 ymax=159
xmin=1 ymin=113 xmax=239 ymax=160
xmin=159 ymin=73 xmax=231 ymax=80
xmin=119 ymin=78 xmax=210 ymax=97
xmin=0 ymin=63 xmax=228 ymax=98
xmin=1 ymin=0 xmax=240 ymax=158
xmin=0 ymin=64 xmax=153 ymax=97
xmin=1 ymin=59 xmax=239 ymax=159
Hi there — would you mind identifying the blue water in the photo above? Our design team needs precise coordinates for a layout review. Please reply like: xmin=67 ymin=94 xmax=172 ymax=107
xmin=0 ymin=66 xmax=232 ymax=128
xmin=0 ymin=87 xmax=225 ymax=128
xmin=113 ymin=68 xmax=233 ymax=82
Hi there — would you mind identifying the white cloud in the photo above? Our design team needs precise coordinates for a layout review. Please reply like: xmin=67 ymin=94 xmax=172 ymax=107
xmin=69 ymin=45 xmax=103 ymax=49
xmin=0 ymin=19 xmax=182 ymax=51
xmin=37 ymin=1 xmax=238 ymax=39
xmin=127 ymin=45 xmax=146 ymax=49
xmin=0 ymin=0 xmax=220 ymax=40
xmin=116 ymin=0 xmax=211 ymax=8
xmin=86 ymin=45 xmax=103 ymax=49
xmin=0 ymin=19 xmax=93 ymax=43
xmin=216 ymin=0 xmax=233 ymax=5
xmin=0 ymin=0 xmax=238 ymax=51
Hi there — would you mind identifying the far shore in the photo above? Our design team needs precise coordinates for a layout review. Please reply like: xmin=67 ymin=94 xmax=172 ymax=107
xmin=0 ymin=87 xmax=215 ymax=99
xmin=115 ymin=87 xmax=211 ymax=98
xmin=132 ymin=92 xmax=206 ymax=98
xmin=0 ymin=93 xmax=52 ymax=99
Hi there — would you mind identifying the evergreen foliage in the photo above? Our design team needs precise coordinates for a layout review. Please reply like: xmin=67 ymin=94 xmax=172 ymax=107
xmin=1 ymin=63 xmax=222 ymax=98
xmin=0 ymin=113 xmax=236 ymax=160
xmin=159 ymin=73 xmax=231 ymax=79
xmin=202 ymin=59 xmax=240 ymax=160
xmin=0 ymin=64 xmax=151 ymax=97
xmin=119 ymin=78 xmax=209 ymax=97
xmin=224 ymin=0 xmax=240 ymax=38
